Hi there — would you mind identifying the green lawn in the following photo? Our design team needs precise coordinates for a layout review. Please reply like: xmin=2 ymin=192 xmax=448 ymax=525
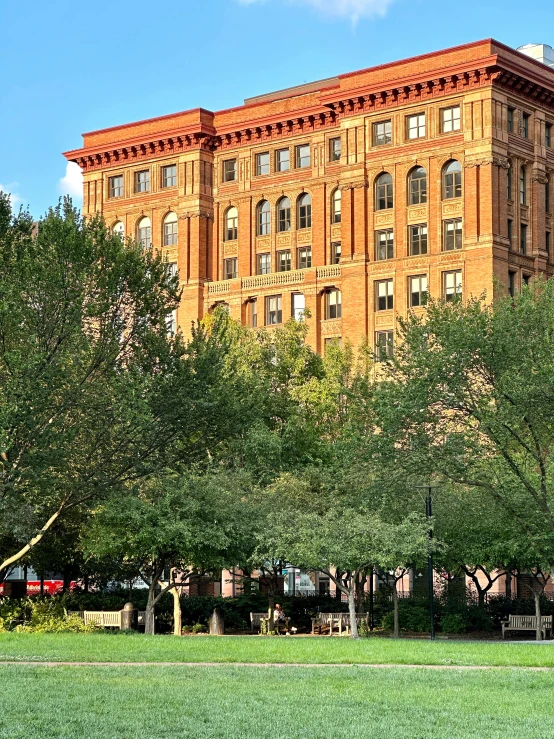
xmin=1 ymin=663 xmax=554 ymax=738
xmin=1 ymin=631 xmax=554 ymax=666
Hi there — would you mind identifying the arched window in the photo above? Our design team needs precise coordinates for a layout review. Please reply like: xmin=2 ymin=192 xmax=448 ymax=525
xmin=224 ymin=207 xmax=238 ymax=241
xmin=113 ymin=221 xmax=125 ymax=239
xmin=443 ymin=160 xmax=462 ymax=199
xmin=257 ymin=200 xmax=271 ymax=236
xmin=277 ymin=197 xmax=291 ymax=232
xmin=375 ymin=173 xmax=393 ymax=210
xmin=163 ymin=212 xmax=178 ymax=246
xmin=297 ymin=193 xmax=312 ymax=229
xmin=408 ymin=166 xmax=427 ymax=205
xmin=137 ymin=217 xmax=151 ymax=249
xmin=520 ymin=166 xmax=527 ymax=205
xmin=332 ymin=189 xmax=341 ymax=224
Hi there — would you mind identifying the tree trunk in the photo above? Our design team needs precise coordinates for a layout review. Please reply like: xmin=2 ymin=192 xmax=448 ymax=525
xmin=534 ymin=590 xmax=543 ymax=641
xmin=355 ymin=571 xmax=366 ymax=610
xmin=392 ymin=583 xmax=400 ymax=638
xmin=172 ymin=588 xmax=182 ymax=637
xmin=268 ymin=592 xmax=275 ymax=632
xmin=334 ymin=570 xmax=342 ymax=599
xmin=347 ymin=587 xmax=359 ymax=639
xmin=145 ymin=581 xmax=157 ymax=635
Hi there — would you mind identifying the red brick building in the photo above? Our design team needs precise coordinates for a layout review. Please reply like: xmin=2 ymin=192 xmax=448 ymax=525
xmin=65 ymin=39 xmax=554 ymax=360
xmin=64 ymin=40 xmax=554 ymax=599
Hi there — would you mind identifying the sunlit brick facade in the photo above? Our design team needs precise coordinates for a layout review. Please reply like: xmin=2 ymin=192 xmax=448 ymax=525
xmin=65 ymin=39 xmax=554 ymax=358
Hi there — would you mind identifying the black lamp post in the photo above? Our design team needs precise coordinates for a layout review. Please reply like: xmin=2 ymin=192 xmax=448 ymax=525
xmin=425 ymin=488 xmax=435 ymax=641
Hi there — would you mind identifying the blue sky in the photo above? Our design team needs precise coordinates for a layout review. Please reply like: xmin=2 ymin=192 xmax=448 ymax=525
xmin=1 ymin=0 xmax=553 ymax=218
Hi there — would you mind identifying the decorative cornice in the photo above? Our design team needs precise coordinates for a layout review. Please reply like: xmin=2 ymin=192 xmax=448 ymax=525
xmin=339 ymin=180 xmax=369 ymax=191
xmin=180 ymin=210 xmax=214 ymax=220
xmin=67 ymin=61 xmax=554 ymax=174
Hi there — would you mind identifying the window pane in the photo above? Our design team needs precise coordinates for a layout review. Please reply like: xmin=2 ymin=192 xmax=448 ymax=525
xmin=277 ymin=250 xmax=291 ymax=272
xmin=373 ymin=120 xmax=392 ymax=146
xmin=162 ymin=165 xmax=177 ymax=188
xmin=292 ymin=292 xmax=305 ymax=321
xmin=296 ymin=144 xmax=311 ymax=168
xmin=276 ymin=149 xmax=290 ymax=171
xmin=409 ymin=224 xmax=427 ymax=255
xmin=256 ymin=152 xmax=270 ymax=176
xmin=223 ymin=159 xmax=237 ymax=182
xmin=375 ymin=230 xmax=394 ymax=260
xmin=329 ymin=138 xmax=341 ymax=161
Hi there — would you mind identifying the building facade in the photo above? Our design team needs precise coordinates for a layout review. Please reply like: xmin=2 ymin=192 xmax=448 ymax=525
xmin=65 ymin=39 xmax=554 ymax=357
xmin=64 ymin=40 xmax=554 ymax=600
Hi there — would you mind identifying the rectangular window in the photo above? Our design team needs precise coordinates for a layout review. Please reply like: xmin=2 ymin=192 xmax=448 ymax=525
xmin=250 ymin=299 xmax=258 ymax=328
xmin=443 ymin=270 xmax=462 ymax=302
xmin=443 ymin=219 xmax=462 ymax=251
xmin=373 ymin=120 xmax=392 ymax=146
xmin=223 ymin=159 xmax=237 ymax=182
xmin=376 ymin=279 xmax=394 ymax=311
xmin=166 ymin=261 xmax=178 ymax=279
xmin=166 ymin=310 xmax=177 ymax=337
xmin=508 ymin=107 xmax=515 ymax=133
xmin=546 ymin=179 xmax=550 ymax=214
xmin=409 ymin=275 xmax=428 ymax=308
xmin=161 ymin=164 xmax=177 ymax=188
xmin=546 ymin=124 xmax=552 ymax=148
xmin=257 ymin=253 xmax=271 ymax=275
xmin=163 ymin=219 xmax=178 ymax=246
xmin=291 ymin=292 xmax=306 ymax=321
xmin=277 ymin=250 xmax=291 ymax=272
xmin=375 ymin=330 xmax=394 ymax=361
xmin=276 ymin=148 xmax=290 ymax=172
xmin=375 ymin=230 xmax=394 ymax=261
xmin=325 ymin=290 xmax=342 ymax=320
xmin=255 ymin=152 xmax=270 ymax=176
xmin=508 ymin=271 xmax=516 ymax=297
xmin=224 ymin=258 xmax=237 ymax=280
xmin=329 ymin=138 xmax=341 ymax=161
xmin=508 ymin=219 xmax=513 ymax=250
xmin=331 ymin=242 xmax=341 ymax=264
xmin=134 ymin=170 xmax=150 ymax=193
xmin=296 ymin=144 xmax=311 ymax=168
xmin=407 ymin=113 xmax=425 ymax=140
xmin=547 ymin=231 xmax=551 ymax=259
xmin=108 ymin=175 xmax=124 ymax=198
xmin=297 ymin=247 xmax=312 ymax=269
xmin=523 ymin=113 xmax=530 ymax=138
xmin=520 ymin=223 xmax=527 ymax=255
xmin=441 ymin=106 xmax=461 ymax=133
xmin=265 ymin=295 xmax=282 ymax=325
xmin=523 ymin=274 xmax=530 ymax=286
xmin=409 ymin=224 xmax=428 ymax=256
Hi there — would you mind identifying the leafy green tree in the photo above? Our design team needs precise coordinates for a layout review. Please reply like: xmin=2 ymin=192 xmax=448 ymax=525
xmin=85 ymin=472 xmax=256 ymax=634
xmin=257 ymin=472 xmax=429 ymax=638
xmin=0 ymin=196 xmax=231 ymax=577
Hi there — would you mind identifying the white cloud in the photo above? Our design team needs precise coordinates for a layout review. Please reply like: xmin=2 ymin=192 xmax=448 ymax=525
xmin=237 ymin=0 xmax=392 ymax=22
xmin=59 ymin=161 xmax=83 ymax=201
xmin=0 ymin=182 xmax=24 ymax=212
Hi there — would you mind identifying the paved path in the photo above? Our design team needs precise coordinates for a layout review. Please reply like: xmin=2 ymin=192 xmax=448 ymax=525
xmin=1 ymin=660 xmax=554 ymax=670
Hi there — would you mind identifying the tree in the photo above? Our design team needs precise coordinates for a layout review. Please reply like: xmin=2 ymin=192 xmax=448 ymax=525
xmin=365 ymin=284 xmax=554 ymax=575
xmin=0 ymin=196 xmax=234 ymax=578
xmin=85 ymin=472 xmax=256 ymax=634
xmin=257 ymin=472 xmax=429 ymax=638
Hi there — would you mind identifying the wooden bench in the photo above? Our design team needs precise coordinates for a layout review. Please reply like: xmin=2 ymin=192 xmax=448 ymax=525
xmin=250 ymin=612 xmax=291 ymax=634
xmin=311 ymin=612 xmax=369 ymax=636
xmin=69 ymin=609 xmax=146 ymax=630
xmin=501 ymin=614 xmax=552 ymax=639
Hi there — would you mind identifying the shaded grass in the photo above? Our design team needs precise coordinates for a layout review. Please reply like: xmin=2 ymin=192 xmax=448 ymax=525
xmin=1 ymin=632 xmax=554 ymax=667
xmin=1 ymin=663 xmax=554 ymax=738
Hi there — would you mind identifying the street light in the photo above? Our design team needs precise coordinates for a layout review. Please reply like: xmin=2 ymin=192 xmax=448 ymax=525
xmin=415 ymin=484 xmax=437 ymax=641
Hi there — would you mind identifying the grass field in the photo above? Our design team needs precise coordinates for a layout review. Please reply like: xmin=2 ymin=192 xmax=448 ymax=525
xmin=2 ymin=662 xmax=554 ymax=738
xmin=1 ymin=631 xmax=554 ymax=667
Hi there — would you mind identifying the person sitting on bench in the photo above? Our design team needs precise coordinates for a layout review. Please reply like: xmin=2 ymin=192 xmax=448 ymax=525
xmin=274 ymin=604 xmax=288 ymax=633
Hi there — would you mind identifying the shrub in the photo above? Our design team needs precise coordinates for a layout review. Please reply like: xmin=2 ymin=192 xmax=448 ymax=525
xmin=191 ymin=623 xmax=208 ymax=634
xmin=381 ymin=602 xmax=433 ymax=633
xmin=440 ymin=613 xmax=466 ymax=634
